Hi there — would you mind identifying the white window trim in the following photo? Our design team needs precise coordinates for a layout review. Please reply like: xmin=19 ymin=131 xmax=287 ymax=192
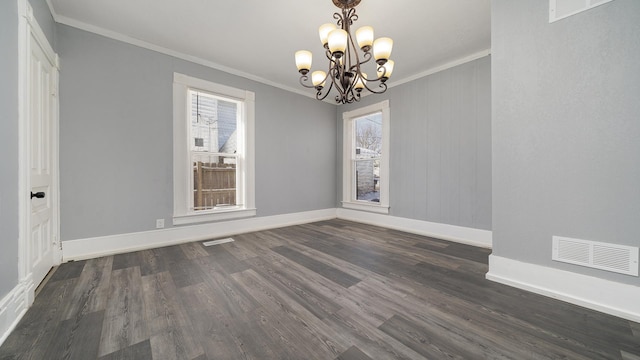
xmin=173 ymin=73 xmax=255 ymax=225
xmin=342 ymin=100 xmax=390 ymax=214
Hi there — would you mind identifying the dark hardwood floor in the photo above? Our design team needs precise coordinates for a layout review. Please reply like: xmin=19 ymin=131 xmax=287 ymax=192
xmin=1 ymin=219 xmax=638 ymax=359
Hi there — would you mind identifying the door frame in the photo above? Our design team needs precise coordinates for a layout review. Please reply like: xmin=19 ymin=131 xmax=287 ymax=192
xmin=17 ymin=0 xmax=62 ymax=304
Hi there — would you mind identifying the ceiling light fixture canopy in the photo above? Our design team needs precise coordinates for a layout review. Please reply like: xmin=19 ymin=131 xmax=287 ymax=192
xmin=295 ymin=0 xmax=394 ymax=104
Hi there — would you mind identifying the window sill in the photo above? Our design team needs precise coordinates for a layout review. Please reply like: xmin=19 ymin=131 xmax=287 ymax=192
xmin=173 ymin=207 xmax=257 ymax=226
xmin=341 ymin=201 xmax=389 ymax=214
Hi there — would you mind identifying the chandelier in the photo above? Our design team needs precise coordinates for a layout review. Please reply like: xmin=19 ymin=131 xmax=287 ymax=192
xmin=295 ymin=0 xmax=394 ymax=104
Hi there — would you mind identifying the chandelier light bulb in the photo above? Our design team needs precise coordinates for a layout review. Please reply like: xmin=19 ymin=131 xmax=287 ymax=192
xmin=377 ymin=60 xmax=394 ymax=81
xmin=354 ymin=72 xmax=367 ymax=91
xmin=373 ymin=37 xmax=393 ymax=65
xmin=319 ymin=23 xmax=337 ymax=48
xmin=328 ymin=29 xmax=348 ymax=58
xmin=355 ymin=26 xmax=374 ymax=51
xmin=312 ymin=70 xmax=327 ymax=89
xmin=295 ymin=50 xmax=313 ymax=74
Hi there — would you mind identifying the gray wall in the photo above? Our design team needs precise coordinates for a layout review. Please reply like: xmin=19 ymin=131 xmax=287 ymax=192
xmin=338 ymin=56 xmax=492 ymax=230
xmin=57 ymin=25 xmax=337 ymax=241
xmin=0 ymin=0 xmax=20 ymax=299
xmin=492 ymin=0 xmax=640 ymax=285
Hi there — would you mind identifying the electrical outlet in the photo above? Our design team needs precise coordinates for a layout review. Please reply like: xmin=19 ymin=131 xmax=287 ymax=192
xmin=156 ymin=219 xmax=165 ymax=229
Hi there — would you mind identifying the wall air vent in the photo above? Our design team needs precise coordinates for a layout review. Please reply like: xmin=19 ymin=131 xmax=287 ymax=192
xmin=552 ymin=236 xmax=639 ymax=276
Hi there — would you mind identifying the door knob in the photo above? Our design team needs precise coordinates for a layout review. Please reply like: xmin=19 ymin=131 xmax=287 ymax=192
xmin=30 ymin=191 xmax=45 ymax=199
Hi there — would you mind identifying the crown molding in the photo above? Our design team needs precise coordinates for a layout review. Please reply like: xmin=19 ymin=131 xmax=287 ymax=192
xmin=387 ymin=49 xmax=491 ymax=90
xmin=47 ymin=8 xmax=320 ymax=102
xmin=44 ymin=1 xmax=490 ymax=105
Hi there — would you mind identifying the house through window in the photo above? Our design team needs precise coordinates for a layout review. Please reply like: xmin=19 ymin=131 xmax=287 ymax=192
xmin=190 ymin=91 xmax=238 ymax=211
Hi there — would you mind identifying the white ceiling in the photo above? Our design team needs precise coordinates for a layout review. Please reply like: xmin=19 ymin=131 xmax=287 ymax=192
xmin=48 ymin=0 xmax=491 ymax=100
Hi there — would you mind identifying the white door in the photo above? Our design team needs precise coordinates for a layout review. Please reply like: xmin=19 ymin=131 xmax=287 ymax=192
xmin=26 ymin=26 xmax=59 ymax=288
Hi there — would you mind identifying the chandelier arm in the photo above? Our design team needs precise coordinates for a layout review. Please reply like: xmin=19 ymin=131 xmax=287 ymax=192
xmin=349 ymin=74 xmax=363 ymax=103
xmin=362 ymin=80 xmax=388 ymax=94
xmin=344 ymin=7 xmax=357 ymax=70
xmin=299 ymin=75 xmax=317 ymax=89
xmin=368 ymin=63 xmax=390 ymax=82
xmin=334 ymin=7 xmax=351 ymax=100
xmin=337 ymin=85 xmax=355 ymax=103
xmin=342 ymin=86 xmax=359 ymax=104
xmin=346 ymin=8 xmax=357 ymax=24
xmin=345 ymin=87 xmax=358 ymax=104
xmin=316 ymin=80 xmax=335 ymax=101
xmin=324 ymin=47 xmax=341 ymax=66
xmin=330 ymin=64 xmax=346 ymax=101
xmin=345 ymin=22 xmax=363 ymax=77
xmin=354 ymin=51 xmax=373 ymax=71
xmin=334 ymin=12 xmax=343 ymax=28
xmin=334 ymin=17 xmax=359 ymax=100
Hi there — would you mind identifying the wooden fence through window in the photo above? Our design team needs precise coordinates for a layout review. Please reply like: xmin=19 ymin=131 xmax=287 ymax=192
xmin=193 ymin=161 xmax=236 ymax=210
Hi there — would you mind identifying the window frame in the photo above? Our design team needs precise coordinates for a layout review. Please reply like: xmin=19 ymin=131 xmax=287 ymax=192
xmin=342 ymin=100 xmax=390 ymax=214
xmin=173 ymin=73 xmax=255 ymax=225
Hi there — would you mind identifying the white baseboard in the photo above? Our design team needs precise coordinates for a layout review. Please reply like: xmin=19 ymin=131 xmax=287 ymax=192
xmin=63 ymin=207 xmax=493 ymax=261
xmin=0 ymin=278 xmax=34 ymax=347
xmin=62 ymin=208 xmax=337 ymax=261
xmin=486 ymin=255 xmax=640 ymax=323
xmin=336 ymin=208 xmax=492 ymax=248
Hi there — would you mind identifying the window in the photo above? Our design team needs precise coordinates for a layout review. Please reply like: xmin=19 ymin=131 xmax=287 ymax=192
xmin=173 ymin=73 xmax=255 ymax=225
xmin=342 ymin=100 xmax=390 ymax=214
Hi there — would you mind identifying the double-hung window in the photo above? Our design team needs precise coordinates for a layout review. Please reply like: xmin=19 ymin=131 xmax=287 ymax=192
xmin=173 ymin=73 xmax=255 ymax=225
xmin=342 ymin=100 xmax=390 ymax=214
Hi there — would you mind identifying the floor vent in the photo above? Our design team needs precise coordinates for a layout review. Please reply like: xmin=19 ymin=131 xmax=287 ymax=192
xmin=203 ymin=238 xmax=234 ymax=247
xmin=552 ymin=236 xmax=639 ymax=276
